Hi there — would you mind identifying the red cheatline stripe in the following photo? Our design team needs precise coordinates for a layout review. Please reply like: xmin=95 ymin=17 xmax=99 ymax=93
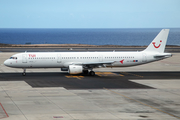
xmin=0 ymin=103 xmax=9 ymax=118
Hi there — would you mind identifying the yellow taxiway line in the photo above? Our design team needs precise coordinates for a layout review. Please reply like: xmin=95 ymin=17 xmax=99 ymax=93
xmin=65 ymin=75 xmax=84 ymax=80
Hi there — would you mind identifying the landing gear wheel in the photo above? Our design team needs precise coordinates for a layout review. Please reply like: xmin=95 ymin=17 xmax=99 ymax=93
xmin=22 ymin=68 xmax=26 ymax=76
xmin=22 ymin=72 xmax=26 ymax=76
xmin=83 ymin=70 xmax=89 ymax=75
xmin=89 ymin=71 xmax=95 ymax=76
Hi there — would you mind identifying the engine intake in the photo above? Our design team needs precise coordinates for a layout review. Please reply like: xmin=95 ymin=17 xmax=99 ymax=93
xmin=61 ymin=68 xmax=69 ymax=71
xmin=68 ymin=65 xmax=83 ymax=74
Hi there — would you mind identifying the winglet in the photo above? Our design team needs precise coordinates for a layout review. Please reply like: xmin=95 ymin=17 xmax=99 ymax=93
xmin=143 ymin=29 xmax=170 ymax=53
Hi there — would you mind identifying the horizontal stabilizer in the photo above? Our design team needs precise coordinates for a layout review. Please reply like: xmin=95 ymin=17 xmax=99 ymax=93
xmin=154 ymin=53 xmax=172 ymax=58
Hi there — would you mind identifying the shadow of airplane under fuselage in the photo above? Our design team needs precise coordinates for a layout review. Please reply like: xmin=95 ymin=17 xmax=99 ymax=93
xmin=0 ymin=71 xmax=179 ymax=89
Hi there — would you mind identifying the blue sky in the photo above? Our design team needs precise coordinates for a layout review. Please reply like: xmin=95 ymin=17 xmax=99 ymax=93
xmin=0 ymin=0 xmax=180 ymax=28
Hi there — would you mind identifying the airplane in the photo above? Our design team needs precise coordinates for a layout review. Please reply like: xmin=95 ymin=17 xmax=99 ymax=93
xmin=4 ymin=29 xmax=172 ymax=76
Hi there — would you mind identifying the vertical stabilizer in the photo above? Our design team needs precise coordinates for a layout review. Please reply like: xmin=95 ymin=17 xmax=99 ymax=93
xmin=143 ymin=29 xmax=169 ymax=53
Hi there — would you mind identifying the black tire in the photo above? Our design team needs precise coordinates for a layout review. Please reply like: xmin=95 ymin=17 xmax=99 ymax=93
xmin=22 ymin=73 xmax=26 ymax=76
xmin=83 ymin=70 xmax=89 ymax=75
xmin=90 ymin=71 xmax=95 ymax=76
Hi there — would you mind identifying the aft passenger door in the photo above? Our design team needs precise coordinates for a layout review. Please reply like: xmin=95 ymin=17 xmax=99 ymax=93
xmin=142 ymin=53 xmax=147 ymax=62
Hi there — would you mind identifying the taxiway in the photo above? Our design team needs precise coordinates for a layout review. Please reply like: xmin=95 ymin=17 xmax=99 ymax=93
xmin=0 ymin=52 xmax=180 ymax=120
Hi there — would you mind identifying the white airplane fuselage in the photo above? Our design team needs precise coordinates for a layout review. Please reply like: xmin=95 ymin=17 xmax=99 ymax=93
xmin=4 ymin=29 xmax=172 ymax=76
xmin=3 ymin=51 xmax=171 ymax=68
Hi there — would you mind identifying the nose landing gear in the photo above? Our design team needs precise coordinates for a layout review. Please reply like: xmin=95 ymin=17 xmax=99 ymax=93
xmin=22 ymin=69 xmax=26 ymax=76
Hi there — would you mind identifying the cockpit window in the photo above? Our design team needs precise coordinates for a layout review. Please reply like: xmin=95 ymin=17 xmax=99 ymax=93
xmin=10 ymin=57 xmax=17 ymax=59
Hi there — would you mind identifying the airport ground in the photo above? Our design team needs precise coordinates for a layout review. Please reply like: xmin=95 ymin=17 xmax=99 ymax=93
xmin=0 ymin=50 xmax=180 ymax=120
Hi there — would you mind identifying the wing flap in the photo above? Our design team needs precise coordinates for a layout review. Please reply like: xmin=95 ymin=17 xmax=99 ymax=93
xmin=82 ymin=61 xmax=114 ymax=65
xmin=72 ymin=61 xmax=114 ymax=66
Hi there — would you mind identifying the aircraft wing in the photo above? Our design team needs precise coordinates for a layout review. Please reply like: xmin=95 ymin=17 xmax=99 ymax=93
xmin=63 ymin=61 xmax=114 ymax=68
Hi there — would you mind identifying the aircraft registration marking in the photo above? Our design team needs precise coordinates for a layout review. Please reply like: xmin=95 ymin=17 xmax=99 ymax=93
xmin=65 ymin=75 xmax=84 ymax=80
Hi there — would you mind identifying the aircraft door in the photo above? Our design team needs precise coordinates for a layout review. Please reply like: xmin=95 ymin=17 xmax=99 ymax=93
xmin=142 ymin=53 xmax=147 ymax=62
xmin=22 ymin=54 xmax=27 ymax=63
xmin=57 ymin=54 xmax=61 ymax=63
xmin=99 ymin=55 xmax=103 ymax=62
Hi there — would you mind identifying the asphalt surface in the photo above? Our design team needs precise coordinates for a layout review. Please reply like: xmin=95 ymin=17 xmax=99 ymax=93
xmin=0 ymin=72 xmax=179 ymax=89
xmin=0 ymin=52 xmax=180 ymax=120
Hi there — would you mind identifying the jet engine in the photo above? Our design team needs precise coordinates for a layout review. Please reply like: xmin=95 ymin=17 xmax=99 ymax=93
xmin=68 ymin=65 xmax=83 ymax=74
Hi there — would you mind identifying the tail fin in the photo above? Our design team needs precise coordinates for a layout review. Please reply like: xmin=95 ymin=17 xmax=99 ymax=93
xmin=143 ymin=29 xmax=170 ymax=53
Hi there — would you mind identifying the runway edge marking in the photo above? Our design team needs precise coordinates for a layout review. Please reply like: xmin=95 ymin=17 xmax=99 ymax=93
xmin=103 ymin=88 xmax=180 ymax=119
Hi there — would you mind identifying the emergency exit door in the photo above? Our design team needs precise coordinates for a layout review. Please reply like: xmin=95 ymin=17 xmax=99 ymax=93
xmin=57 ymin=54 xmax=61 ymax=63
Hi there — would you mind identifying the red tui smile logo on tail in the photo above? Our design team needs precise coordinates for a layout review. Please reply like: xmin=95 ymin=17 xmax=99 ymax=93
xmin=120 ymin=59 xmax=124 ymax=64
xmin=152 ymin=40 xmax=162 ymax=48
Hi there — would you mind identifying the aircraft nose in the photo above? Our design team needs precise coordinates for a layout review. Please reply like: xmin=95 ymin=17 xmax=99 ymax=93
xmin=4 ymin=60 xmax=9 ymax=66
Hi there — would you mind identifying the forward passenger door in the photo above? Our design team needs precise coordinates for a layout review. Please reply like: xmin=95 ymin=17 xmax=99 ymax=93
xmin=22 ymin=54 xmax=27 ymax=63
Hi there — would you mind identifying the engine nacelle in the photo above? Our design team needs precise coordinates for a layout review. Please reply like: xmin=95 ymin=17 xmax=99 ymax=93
xmin=68 ymin=65 xmax=83 ymax=74
xmin=61 ymin=68 xmax=69 ymax=71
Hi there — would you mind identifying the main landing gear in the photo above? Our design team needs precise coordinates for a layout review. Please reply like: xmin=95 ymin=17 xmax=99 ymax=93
xmin=89 ymin=71 xmax=95 ymax=76
xmin=22 ymin=68 xmax=26 ymax=76
xmin=83 ymin=70 xmax=95 ymax=76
